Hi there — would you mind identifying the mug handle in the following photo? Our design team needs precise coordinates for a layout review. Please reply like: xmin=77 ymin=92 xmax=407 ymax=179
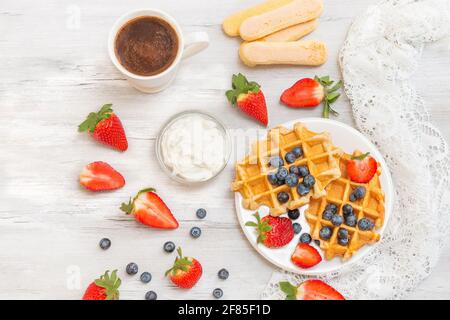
xmin=182 ymin=32 xmax=209 ymax=60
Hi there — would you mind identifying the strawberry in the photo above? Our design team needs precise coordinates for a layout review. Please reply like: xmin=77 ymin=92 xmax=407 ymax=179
xmin=82 ymin=270 xmax=121 ymax=300
xmin=347 ymin=152 xmax=378 ymax=183
xmin=78 ymin=104 xmax=128 ymax=152
xmin=120 ymin=188 xmax=179 ymax=229
xmin=245 ymin=212 xmax=294 ymax=248
xmin=226 ymin=73 xmax=268 ymax=126
xmin=79 ymin=161 xmax=125 ymax=192
xmin=165 ymin=247 xmax=202 ymax=289
xmin=279 ymin=280 xmax=345 ymax=300
xmin=280 ymin=76 xmax=343 ymax=118
xmin=291 ymin=243 xmax=322 ymax=268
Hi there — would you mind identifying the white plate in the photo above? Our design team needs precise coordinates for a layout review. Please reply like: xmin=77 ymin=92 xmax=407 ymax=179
xmin=234 ymin=118 xmax=394 ymax=275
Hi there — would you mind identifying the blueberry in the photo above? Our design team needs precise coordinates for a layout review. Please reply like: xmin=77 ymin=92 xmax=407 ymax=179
xmin=350 ymin=186 xmax=366 ymax=201
xmin=325 ymin=203 xmax=338 ymax=214
xmin=285 ymin=173 xmax=299 ymax=187
xmin=145 ymin=291 xmax=157 ymax=300
xmin=338 ymin=237 xmax=349 ymax=246
xmin=289 ymin=166 xmax=299 ymax=175
xmin=297 ymin=183 xmax=310 ymax=196
xmin=218 ymin=268 xmax=229 ymax=280
xmin=213 ymin=288 xmax=223 ymax=299
xmin=190 ymin=226 xmax=202 ymax=238
xmin=299 ymin=233 xmax=312 ymax=244
xmin=269 ymin=156 xmax=284 ymax=168
xmin=99 ymin=238 xmax=111 ymax=250
xmin=140 ymin=272 xmax=152 ymax=283
xmin=322 ymin=209 xmax=333 ymax=221
xmin=163 ymin=241 xmax=176 ymax=253
xmin=267 ymin=172 xmax=279 ymax=185
xmin=331 ymin=214 xmax=344 ymax=226
xmin=277 ymin=192 xmax=289 ymax=203
xmin=285 ymin=152 xmax=296 ymax=164
xmin=314 ymin=240 xmax=321 ymax=246
xmin=292 ymin=147 xmax=303 ymax=158
xmin=319 ymin=226 xmax=332 ymax=240
xmin=288 ymin=208 xmax=300 ymax=220
xmin=337 ymin=228 xmax=348 ymax=239
xmin=196 ymin=208 xmax=207 ymax=219
xmin=342 ymin=204 xmax=354 ymax=217
xmin=293 ymin=223 xmax=302 ymax=234
xmin=276 ymin=167 xmax=289 ymax=181
xmin=302 ymin=175 xmax=316 ymax=188
xmin=345 ymin=214 xmax=357 ymax=227
xmin=358 ymin=218 xmax=374 ymax=231
xmin=126 ymin=262 xmax=139 ymax=275
xmin=297 ymin=166 xmax=309 ymax=177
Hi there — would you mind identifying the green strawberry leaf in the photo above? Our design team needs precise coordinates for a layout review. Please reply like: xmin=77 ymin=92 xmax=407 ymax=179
xmin=279 ymin=281 xmax=297 ymax=300
xmin=352 ymin=152 xmax=370 ymax=160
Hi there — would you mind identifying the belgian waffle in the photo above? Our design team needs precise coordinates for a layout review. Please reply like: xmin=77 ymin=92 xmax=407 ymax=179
xmin=232 ymin=123 xmax=343 ymax=216
xmin=305 ymin=151 xmax=385 ymax=260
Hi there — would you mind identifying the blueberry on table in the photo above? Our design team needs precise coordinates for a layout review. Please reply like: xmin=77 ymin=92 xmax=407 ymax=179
xmin=190 ymin=226 xmax=202 ymax=238
xmin=99 ymin=238 xmax=111 ymax=250
xmin=319 ymin=226 xmax=332 ymax=240
xmin=196 ymin=208 xmax=207 ymax=219
xmin=126 ymin=262 xmax=139 ymax=275
xmin=140 ymin=272 xmax=152 ymax=283
xmin=277 ymin=191 xmax=289 ymax=203
xmin=288 ymin=208 xmax=300 ymax=220
xmin=276 ymin=167 xmax=289 ymax=181
xmin=299 ymin=233 xmax=312 ymax=244
xmin=358 ymin=218 xmax=374 ymax=231
xmin=267 ymin=172 xmax=279 ymax=185
xmin=293 ymin=223 xmax=302 ymax=234
xmin=345 ymin=214 xmax=357 ymax=227
xmin=337 ymin=228 xmax=349 ymax=239
xmin=285 ymin=173 xmax=299 ymax=187
xmin=338 ymin=237 xmax=349 ymax=246
xmin=322 ymin=209 xmax=333 ymax=221
xmin=297 ymin=165 xmax=309 ymax=177
xmin=213 ymin=288 xmax=223 ymax=299
xmin=218 ymin=268 xmax=229 ymax=280
xmin=331 ymin=214 xmax=344 ymax=226
xmin=302 ymin=175 xmax=316 ymax=188
xmin=145 ymin=291 xmax=157 ymax=300
xmin=342 ymin=204 xmax=354 ymax=217
xmin=297 ymin=183 xmax=310 ymax=196
xmin=289 ymin=165 xmax=299 ymax=175
xmin=163 ymin=241 xmax=176 ymax=253
xmin=325 ymin=203 xmax=338 ymax=214
xmin=350 ymin=186 xmax=366 ymax=202
xmin=292 ymin=147 xmax=303 ymax=158
xmin=269 ymin=156 xmax=284 ymax=168
xmin=285 ymin=152 xmax=296 ymax=164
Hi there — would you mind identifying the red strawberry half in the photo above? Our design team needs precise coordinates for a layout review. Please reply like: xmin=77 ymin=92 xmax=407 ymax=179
xmin=347 ymin=152 xmax=378 ymax=183
xmin=226 ymin=73 xmax=268 ymax=126
xmin=281 ymin=78 xmax=325 ymax=108
xmin=78 ymin=104 xmax=128 ymax=152
xmin=245 ymin=212 xmax=294 ymax=248
xmin=120 ymin=188 xmax=179 ymax=229
xmin=82 ymin=270 xmax=121 ymax=300
xmin=291 ymin=243 xmax=322 ymax=269
xmin=165 ymin=247 xmax=202 ymax=289
xmin=279 ymin=280 xmax=345 ymax=300
xmin=80 ymin=161 xmax=125 ymax=192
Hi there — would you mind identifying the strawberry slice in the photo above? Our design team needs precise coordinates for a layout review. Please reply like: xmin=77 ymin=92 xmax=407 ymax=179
xmin=279 ymin=280 xmax=345 ymax=300
xmin=165 ymin=247 xmax=203 ymax=289
xmin=245 ymin=212 xmax=294 ymax=248
xmin=291 ymin=243 xmax=322 ymax=268
xmin=281 ymin=78 xmax=325 ymax=107
xmin=120 ymin=188 xmax=179 ymax=229
xmin=226 ymin=73 xmax=268 ymax=126
xmin=80 ymin=161 xmax=125 ymax=191
xmin=347 ymin=152 xmax=378 ymax=183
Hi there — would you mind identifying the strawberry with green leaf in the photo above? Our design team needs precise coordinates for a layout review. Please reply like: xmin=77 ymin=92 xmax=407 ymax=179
xmin=165 ymin=247 xmax=203 ymax=289
xmin=279 ymin=280 xmax=345 ymax=300
xmin=347 ymin=152 xmax=378 ymax=183
xmin=245 ymin=212 xmax=294 ymax=248
xmin=226 ymin=73 xmax=268 ymax=126
xmin=82 ymin=270 xmax=121 ymax=300
xmin=280 ymin=76 xmax=343 ymax=118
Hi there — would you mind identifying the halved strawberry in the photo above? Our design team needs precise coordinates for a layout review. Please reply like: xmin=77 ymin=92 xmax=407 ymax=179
xmin=226 ymin=73 xmax=268 ymax=126
xmin=281 ymin=78 xmax=324 ymax=107
xmin=245 ymin=212 xmax=294 ymax=248
xmin=165 ymin=247 xmax=202 ymax=289
xmin=78 ymin=104 xmax=128 ymax=152
xmin=291 ymin=243 xmax=322 ymax=268
xmin=279 ymin=280 xmax=345 ymax=300
xmin=82 ymin=270 xmax=121 ymax=300
xmin=347 ymin=152 xmax=378 ymax=183
xmin=80 ymin=161 xmax=125 ymax=191
xmin=120 ymin=188 xmax=179 ymax=229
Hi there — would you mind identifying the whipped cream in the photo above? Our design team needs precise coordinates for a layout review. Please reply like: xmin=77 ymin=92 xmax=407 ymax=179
xmin=160 ymin=113 xmax=228 ymax=182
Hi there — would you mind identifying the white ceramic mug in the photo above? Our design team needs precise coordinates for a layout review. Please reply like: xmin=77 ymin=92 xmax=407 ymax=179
xmin=108 ymin=9 xmax=209 ymax=93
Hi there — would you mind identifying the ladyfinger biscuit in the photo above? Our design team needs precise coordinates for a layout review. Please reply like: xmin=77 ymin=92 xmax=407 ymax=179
xmin=239 ymin=40 xmax=327 ymax=67
xmin=262 ymin=19 xmax=318 ymax=42
xmin=239 ymin=0 xmax=323 ymax=41
xmin=222 ymin=0 xmax=293 ymax=37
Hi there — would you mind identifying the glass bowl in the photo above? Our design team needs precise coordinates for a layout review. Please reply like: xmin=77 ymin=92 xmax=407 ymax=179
xmin=155 ymin=110 xmax=231 ymax=184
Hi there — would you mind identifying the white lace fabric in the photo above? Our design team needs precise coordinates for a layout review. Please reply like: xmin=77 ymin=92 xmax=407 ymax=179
xmin=262 ymin=0 xmax=450 ymax=300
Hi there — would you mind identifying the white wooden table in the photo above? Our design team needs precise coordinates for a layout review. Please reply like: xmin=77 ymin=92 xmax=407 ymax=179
xmin=0 ymin=0 xmax=449 ymax=300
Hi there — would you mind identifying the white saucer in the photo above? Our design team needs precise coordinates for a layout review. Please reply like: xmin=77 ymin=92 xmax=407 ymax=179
xmin=234 ymin=118 xmax=394 ymax=275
